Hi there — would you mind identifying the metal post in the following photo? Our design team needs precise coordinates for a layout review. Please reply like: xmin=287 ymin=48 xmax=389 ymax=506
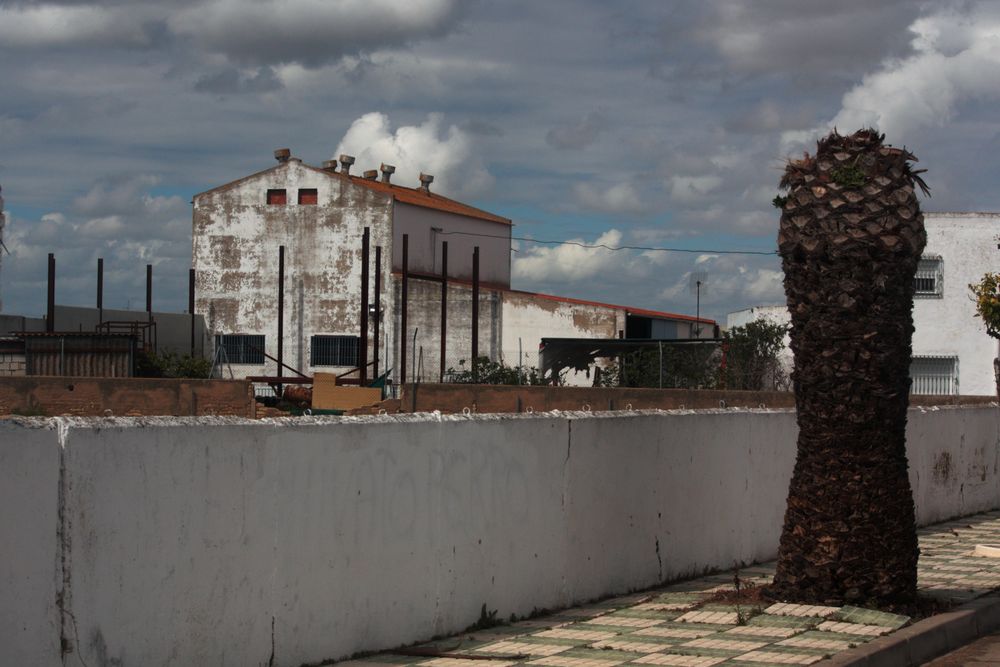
xmin=472 ymin=246 xmax=480 ymax=381
xmin=440 ymin=241 xmax=448 ymax=382
xmin=278 ymin=245 xmax=285 ymax=389
xmin=189 ymin=268 xmax=196 ymax=356
xmin=360 ymin=227 xmax=370 ymax=386
xmin=658 ymin=341 xmax=663 ymax=388
xmin=694 ymin=281 xmax=701 ymax=339
xmin=97 ymin=258 xmax=104 ymax=325
xmin=374 ymin=245 xmax=381 ymax=381
xmin=46 ymin=253 xmax=55 ymax=332
xmin=400 ymin=234 xmax=408 ymax=386
xmin=146 ymin=264 xmax=152 ymax=320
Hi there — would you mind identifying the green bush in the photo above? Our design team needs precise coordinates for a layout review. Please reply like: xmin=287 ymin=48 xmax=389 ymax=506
xmin=446 ymin=356 xmax=545 ymax=385
xmin=135 ymin=350 xmax=212 ymax=379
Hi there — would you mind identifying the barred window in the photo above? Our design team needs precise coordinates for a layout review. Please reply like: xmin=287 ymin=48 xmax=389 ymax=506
xmin=298 ymin=188 xmax=318 ymax=205
xmin=914 ymin=257 xmax=943 ymax=298
xmin=311 ymin=335 xmax=359 ymax=367
xmin=266 ymin=189 xmax=287 ymax=205
xmin=215 ymin=334 xmax=265 ymax=364
xmin=910 ymin=355 xmax=957 ymax=395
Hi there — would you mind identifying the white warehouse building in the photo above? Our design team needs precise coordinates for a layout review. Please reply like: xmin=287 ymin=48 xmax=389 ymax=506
xmin=192 ymin=149 xmax=715 ymax=387
xmin=728 ymin=212 xmax=1000 ymax=396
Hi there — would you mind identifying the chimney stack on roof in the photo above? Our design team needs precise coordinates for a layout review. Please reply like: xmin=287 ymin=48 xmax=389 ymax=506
xmin=274 ymin=148 xmax=291 ymax=163
xmin=363 ymin=169 xmax=378 ymax=180
xmin=380 ymin=163 xmax=396 ymax=184
xmin=321 ymin=160 xmax=338 ymax=172
xmin=419 ymin=173 xmax=434 ymax=193
xmin=339 ymin=154 xmax=355 ymax=175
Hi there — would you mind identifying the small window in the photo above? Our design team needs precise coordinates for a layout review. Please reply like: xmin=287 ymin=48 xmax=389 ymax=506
xmin=914 ymin=257 xmax=942 ymax=298
xmin=298 ymin=188 xmax=318 ymax=205
xmin=215 ymin=334 xmax=265 ymax=364
xmin=266 ymin=189 xmax=287 ymax=205
xmin=311 ymin=335 xmax=359 ymax=367
xmin=910 ymin=355 xmax=957 ymax=395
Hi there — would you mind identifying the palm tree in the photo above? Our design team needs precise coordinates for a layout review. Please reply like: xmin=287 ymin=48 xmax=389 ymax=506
xmin=770 ymin=129 xmax=929 ymax=605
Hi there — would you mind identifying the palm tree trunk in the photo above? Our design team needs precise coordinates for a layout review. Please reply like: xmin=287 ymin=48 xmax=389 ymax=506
xmin=770 ymin=129 xmax=928 ymax=606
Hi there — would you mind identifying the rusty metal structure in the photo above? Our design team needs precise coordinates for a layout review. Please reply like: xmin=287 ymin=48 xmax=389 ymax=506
xmin=16 ymin=332 xmax=137 ymax=377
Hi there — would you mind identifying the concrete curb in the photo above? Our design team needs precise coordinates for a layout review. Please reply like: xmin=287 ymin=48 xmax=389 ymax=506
xmin=823 ymin=595 xmax=1000 ymax=666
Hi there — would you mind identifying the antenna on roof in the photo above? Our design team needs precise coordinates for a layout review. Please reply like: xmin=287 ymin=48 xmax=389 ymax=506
xmin=688 ymin=270 xmax=708 ymax=338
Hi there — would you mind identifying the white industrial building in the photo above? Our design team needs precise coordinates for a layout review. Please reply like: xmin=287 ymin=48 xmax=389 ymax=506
xmin=728 ymin=212 xmax=1000 ymax=396
xmin=192 ymin=150 xmax=715 ymax=387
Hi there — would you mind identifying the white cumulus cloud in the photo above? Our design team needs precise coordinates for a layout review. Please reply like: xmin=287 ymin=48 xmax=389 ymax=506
xmin=783 ymin=4 xmax=1000 ymax=147
xmin=333 ymin=111 xmax=493 ymax=198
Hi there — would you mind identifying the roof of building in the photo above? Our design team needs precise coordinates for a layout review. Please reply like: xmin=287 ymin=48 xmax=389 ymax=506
xmin=395 ymin=270 xmax=716 ymax=325
xmin=335 ymin=171 xmax=512 ymax=226
xmin=193 ymin=158 xmax=511 ymax=226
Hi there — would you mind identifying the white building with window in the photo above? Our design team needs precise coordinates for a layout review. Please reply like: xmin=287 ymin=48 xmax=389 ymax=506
xmin=911 ymin=212 xmax=1000 ymax=396
xmin=728 ymin=212 xmax=1000 ymax=396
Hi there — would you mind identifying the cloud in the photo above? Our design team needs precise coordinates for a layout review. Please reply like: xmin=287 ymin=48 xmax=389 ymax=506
xmin=669 ymin=175 xmax=723 ymax=205
xmin=513 ymin=229 xmax=668 ymax=283
xmin=783 ymin=4 xmax=1000 ymax=146
xmin=333 ymin=111 xmax=493 ymax=198
xmin=169 ymin=0 xmax=462 ymax=67
xmin=546 ymin=111 xmax=608 ymax=150
xmin=573 ymin=181 xmax=645 ymax=215
xmin=193 ymin=66 xmax=283 ymax=94
xmin=659 ymin=255 xmax=784 ymax=313
xmin=0 ymin=3 xmax=155 ymax=49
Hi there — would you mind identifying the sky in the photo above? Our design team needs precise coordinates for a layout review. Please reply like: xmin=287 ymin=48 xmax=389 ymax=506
xmin=2 ymin=0 xmax=1000 ymax=325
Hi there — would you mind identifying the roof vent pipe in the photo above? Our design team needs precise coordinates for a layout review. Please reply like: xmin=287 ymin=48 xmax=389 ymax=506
xmin=380 ymin=163 xmax=396 ymax=184
xmin=363 ymin=169 xmax=378 ymax=180
xmin=339 ymin=154 xmax=355 ymax=175
xmin=419 ymin=173 xmax=434 ymax=193
xmin=274 ymin=148 xmax=291 ymax=163
xmin=321 ymin=160 xmax=338 ymax=172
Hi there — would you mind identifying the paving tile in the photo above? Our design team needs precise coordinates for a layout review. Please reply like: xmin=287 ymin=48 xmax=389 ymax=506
xmin=528 ymin=654 xmax=625 ymax=667
xmin=831 ymin=606 xmax=909 ymax=629
xmin=419 ymin=660 xmax=519 ymax=667
xmin=721 ymin=626 xmax=800 ymax=639
xmin=630 ymin=653 xmax=727 ymax=666
xmin=536 ymin=628 xmax=620 ymax=642
xmin=475 ymin=641 xmax=572 ymax=657
xmin=762 ymin=604 xmax=839 ymax=619
xmin=589 ymin=640 xmax=668 ymax=653
xmin=632 ymin=627 xmax=718 ymax=640
xmin=747 ymin=615 xmax=819 ymax=630
xmin=732 ymin=650 xmax=824 ymax=665
xmin=815 ymin=620 xmax=893 ymax=636
xmin=632 ymin=603 xmax=695 ymax=613
xmin=679 ymin=637 xmax=769 ymax=652
xmin=775 ymin=635 xmax=851 ymax=651
xmin=675 ymin=611 xmax=738 ymax=625
xmin=583 ymin=617 xmax=663 ymax=628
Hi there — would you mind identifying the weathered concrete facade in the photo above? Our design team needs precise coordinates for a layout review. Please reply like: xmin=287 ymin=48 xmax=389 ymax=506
xmin=193 ymin=152 xmax=715 ymax=385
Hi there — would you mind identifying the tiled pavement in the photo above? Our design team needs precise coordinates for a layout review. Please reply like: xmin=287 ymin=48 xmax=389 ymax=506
xmin=341 ymin=511 xmax=1000 ymax=667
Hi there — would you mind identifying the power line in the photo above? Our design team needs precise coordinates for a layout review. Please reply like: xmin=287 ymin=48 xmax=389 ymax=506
xmin=435 ymin=230 xmax=777 ymax=256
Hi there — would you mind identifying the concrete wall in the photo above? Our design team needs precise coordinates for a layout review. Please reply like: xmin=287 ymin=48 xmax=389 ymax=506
xmin=193 ymin=159 xmax=395 ymax=379
xmin=3 ymin=405 xmax=999 ymax=666
xmin=913 ymin=213 xmax=1000 ymax=396
xmin=501 ymin=290 xmax=624 ymax=385
xmin=393 ymin=201 xmax=512 ymax=287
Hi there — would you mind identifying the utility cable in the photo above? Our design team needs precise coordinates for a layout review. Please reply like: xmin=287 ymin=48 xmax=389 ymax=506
xmin=434 ymin=230 xmax=777 ymax=255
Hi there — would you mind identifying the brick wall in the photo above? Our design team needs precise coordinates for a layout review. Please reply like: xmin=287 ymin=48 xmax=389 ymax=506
xmin=397 ymin=383 xmax=995 ymax=414
xmin=0 ymin=377 xmax=255 ymax=417
xmin=0 ymin=353 xmax=26 ymax=377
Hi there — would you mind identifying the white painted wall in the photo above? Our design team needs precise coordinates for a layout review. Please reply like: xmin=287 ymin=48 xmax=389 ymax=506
xmin=0 ymin=421 xmax=62 ymax=666
xmin=913 ymin=213 xmax=1000 ymax=396
xmin=4 ymin=406 xmax=999 ymax=666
